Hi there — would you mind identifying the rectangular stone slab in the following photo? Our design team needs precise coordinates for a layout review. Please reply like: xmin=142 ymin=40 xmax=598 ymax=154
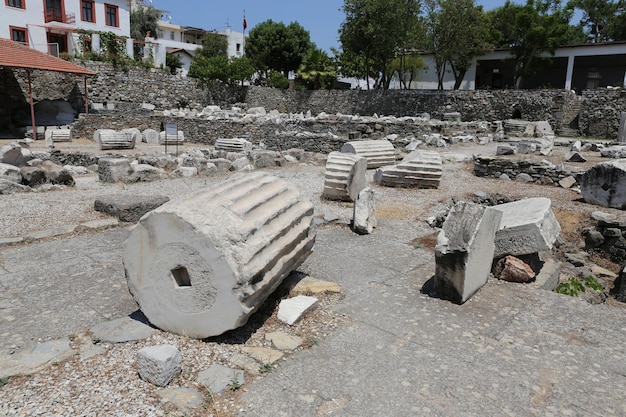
xmin=491 ymin=197 xmax=561 ymax=258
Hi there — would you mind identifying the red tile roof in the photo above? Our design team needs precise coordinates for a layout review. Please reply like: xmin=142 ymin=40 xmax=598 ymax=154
xmin=0 ymin=38 xmax=96 ymax=75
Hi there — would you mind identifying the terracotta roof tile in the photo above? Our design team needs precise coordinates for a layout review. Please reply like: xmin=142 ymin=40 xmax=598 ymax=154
xmin=0 ymin=38 xmax=96 ymax=75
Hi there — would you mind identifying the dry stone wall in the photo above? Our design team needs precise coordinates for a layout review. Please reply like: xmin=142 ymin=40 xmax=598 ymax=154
xmin=2 ymin=61 xmax=626 ymax=139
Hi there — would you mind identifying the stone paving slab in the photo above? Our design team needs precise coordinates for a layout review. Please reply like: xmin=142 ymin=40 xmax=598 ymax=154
xmin=0 ymin=228 xmax=137 ymax=355
xmin=238 ymin=221 xmax=626 ymax=417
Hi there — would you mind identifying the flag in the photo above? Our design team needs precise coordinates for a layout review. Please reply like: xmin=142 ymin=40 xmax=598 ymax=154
xmin=243 ymin=11 xmax=247 ymax=31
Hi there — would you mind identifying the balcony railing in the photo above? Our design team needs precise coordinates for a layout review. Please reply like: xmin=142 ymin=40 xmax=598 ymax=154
xmin=44 ymin=9 xmax=75 ymax=24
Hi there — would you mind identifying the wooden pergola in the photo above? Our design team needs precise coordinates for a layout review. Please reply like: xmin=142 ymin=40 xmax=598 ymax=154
xmin=0 ymin=38 xmax=97 ymax=139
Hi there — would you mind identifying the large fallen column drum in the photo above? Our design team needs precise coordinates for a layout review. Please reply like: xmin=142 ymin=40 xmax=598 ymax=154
xmin=322 ymin=151 xmax=368 ymax=201
xmin=123 ymin=172 xmax=316 ymax=338
xmin=374 ymin=150 xmax=442 ymax=188
xmin=340 ymin=139 xmax=395 ymax=169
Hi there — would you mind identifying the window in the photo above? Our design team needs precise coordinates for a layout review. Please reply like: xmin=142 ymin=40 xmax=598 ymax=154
xmin=170 ymin=31 xmax=174 ymax=40
xmin=6 ymin=0 xmax=25 ymax=9
xmin=10 ymin=26 xmax=28 ymax=44
xmin=105 ymin=4 xmax=118 ymax=27
xmin=81 ymin=0 xmax=95 ymax=22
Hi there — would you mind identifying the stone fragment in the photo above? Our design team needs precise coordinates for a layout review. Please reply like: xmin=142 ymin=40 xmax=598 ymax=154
xmin=340 ymin=139 xmax=395 ymax=169
xmin=137 ymin=345 xmax=182 ymax=387
xmin=614 ymin=265 xmax=626 ymax=302
xmin=496 ymin=145 xmax=515 ymax=155
xmin=535 ymin=121 xmax=554 ymax=137
xmin=215 ymin=138 xmax=252 ymax=153
xmin=434 ymin=202 xmax=502 ymax=304
xmin=123 ymin=172 xmax=315 ymax=338
xmin=580 ymin=159 xmax=626 ymax=209
xmin=352 ymin=187 xmax=376 ymax=235
xmin=491 ymin=197 xmax=561 ymax=258
xmin=0 ymin=179 xmax=31 ymax=194
xmin=44 ymin=127 xmax=72 ymax=147
xmin=40 ymin=160 xmax=74 ymax=185
xmin=98 ymin=158 xmax=131 ymax=183
xmin=24 ymin=225 xmax=77 ymax=241
xmin=277 ymin=295 xmax=319 ymax=325
xmin=532 ymin=258 xmax=560 ymax=291
xmin=197 ymin=364 xmax=245 ymax=394
xmin=241 ymin=347 xmax=284 ymax=364
xmin=94 ymin=129 xmax=136 ymax=150
xmin=142 ymin=129 xmax=159 ymax=143
xmin=494 ymin=255 xmax=536 ymax=283
xmin=156 ymin=387 xmax=203 ymax=410
xmin=618 ymin=111 xmax=626 ymax=145
xmin=0 ymin=338 xmax=73 ymax=379
xmin=90 ymin=316 xmax=153 ymax=343
xmin=0 ymin=143 xmax=32 ymax=166
xmin=250 ymin=150 xmax=279 ymax=168
xmin=565 ymin=252 xmax=588 ymax=267
xmin=171 ymin=167 xmax=197 ymax=177
xmin=265 ymin=331 xmax=303 ymax=350
xmin=591 ymin=211 xmax=617 ymax=222
xmin=600 ymin=146 xmax=626 ymax=159
xmin=159 ymin=130 xmax=185 ymax=145
xmin=558 ymin=176 xmax=576 ymax=189
xmin=20 ymin=166 xmax=46 ymax=187
xmin=230 ymin=354 xmax=261 ymax=376
xmin=571 ymin=140 xmax=582 ymax=152
xmin=566 ymin=151 xmax=586 ymax=162
xmin=126 ymin=164 xmax=166 ymax=183
xmin=247 ymin=106 xmax=266 ymax=115
xmin=322 ymin=151 xmax=367 ymax=202
xmin=80 ymin=218 xmax=119 ymax=230
xmin=584 ymin=228 xmax=605 ymax=248
xmin=231 ymin=156 xmax=252 ymax=171
xmin=287 ymin=275 xmax=341 ymax=295
xmin=0 ymin=162 xmax=22 ymax=183
xmin=374 ymin=150 xmax=442 ymax=188
xmin=94 ymin=194 xmax=169 ymax=222
xmin=515 ymin=173 xmax=533 ymax=183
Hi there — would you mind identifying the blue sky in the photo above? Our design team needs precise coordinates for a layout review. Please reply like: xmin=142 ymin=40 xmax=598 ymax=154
xmin=148 ymin=1 xmax=567 ymax=53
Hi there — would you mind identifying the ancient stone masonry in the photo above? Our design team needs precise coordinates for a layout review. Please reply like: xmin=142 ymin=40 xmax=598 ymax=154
xmin=580 ymin=159 xmax=626 ymax=209
xmin=584 ymin=211 xmax=626 ymax=262
xmin=94 ymin=129 xmax=137 ymax=150
xmin=322 ymin=151 xmax=367 ymax=202
xmin=434 ymin=202 xmax=503 ymax=304
xmin=215 ymin=138 xmax=252 ymax=153
xmin=340 ymin=139 xmax=395 ymax=169
xmin=374 ymin=150 xmax=443 ymax=188
xmin=579 ymin=89 xmax=626 ymax=138
xmin=474 ymin=156 xmax=586 ymax=186
xmin=123 ymin=172 xmax=316 ymax=338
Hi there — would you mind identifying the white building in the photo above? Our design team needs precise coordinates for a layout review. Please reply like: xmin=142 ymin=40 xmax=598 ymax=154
xmin=413 ymin=42 xmax=626 ymax=92
xmin=145 ymin=17 xmax=247 ymax=75
xmin=2 ymin=0 xmax=132 ymax=58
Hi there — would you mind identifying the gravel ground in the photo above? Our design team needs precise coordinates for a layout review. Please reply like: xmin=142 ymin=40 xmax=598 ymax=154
xmin=1 ymin=139 xmax=624 ymax=416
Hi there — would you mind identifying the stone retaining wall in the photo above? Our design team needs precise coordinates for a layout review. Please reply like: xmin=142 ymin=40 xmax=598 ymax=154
xmin=579 ymin=89 xmax=626 ymax=138
xmin=584 ymin=217 xmax=626 ymax=262
xmin=2 ymin=61 xmax=626 ymax=139
xmin=473 ymin=156 xmax=586 ymax=186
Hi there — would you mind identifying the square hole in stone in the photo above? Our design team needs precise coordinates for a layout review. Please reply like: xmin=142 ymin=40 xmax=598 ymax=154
xmin=171 ymin=266 xmax=191 ymax=287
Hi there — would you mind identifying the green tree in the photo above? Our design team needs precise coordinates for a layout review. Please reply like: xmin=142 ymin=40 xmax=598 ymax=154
xmin=339 ymin=0 xmax=422 ymax=89
xmin=188 ymin=55 xmax=229 ymax=85
xmin=228 ymin=56 xmax=256 ymax=86
xmin=487 ymin=0 xmax=575 ymax=88
xmin=165 ymin=53 xmax=183 ymax=75
xmin=605 ymin=10 xmax=626 ymax=40
xmin=297 ymin=47 xmax=338 ymax=89
xmin=245 ymin=20 xmax=312 ymax=77
xmin=388 ymin=52 xmax=426 ymax=89
xmin=427 ymin=0 xmax=489 ymax=89
xmin=130 ymin=6 xmax=159 ymax=59
xmin=332 ymin=47 xmax=374 ymax=88
xmin=198 ymin=32 xmax=228 ymax=58
xmin=130 ymin=6 xmax=159 ymax=40
xmin=569 ymin=0 xmax=625 ymax=42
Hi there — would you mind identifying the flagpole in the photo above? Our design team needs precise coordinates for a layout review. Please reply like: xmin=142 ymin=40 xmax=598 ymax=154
xmin=243 ymin=10 xmax=246 ymax=54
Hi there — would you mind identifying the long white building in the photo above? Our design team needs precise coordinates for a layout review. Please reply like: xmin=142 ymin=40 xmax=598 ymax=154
xmin=1 ymin=0 xmax=132 ymax=57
